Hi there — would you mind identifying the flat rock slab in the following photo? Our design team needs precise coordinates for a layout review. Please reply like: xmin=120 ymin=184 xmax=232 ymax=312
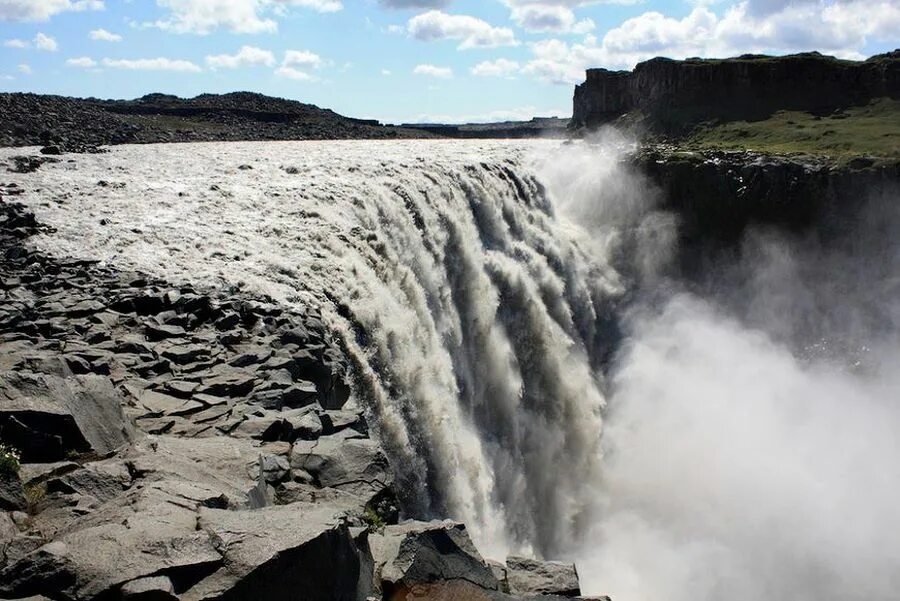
xmin=506 ymin=556 xmax=581 ymax=597
xmin=0 ymin=371 xmax=132 ymax=462
xmin=182 ymin=503 xmax=372 ymax=601
xmin=369 ymin=520 xmax=499 ymax=596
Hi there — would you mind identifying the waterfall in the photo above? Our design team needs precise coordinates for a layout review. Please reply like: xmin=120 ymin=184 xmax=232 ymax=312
xmin=324 ymin=153 xmax=623 ymax=558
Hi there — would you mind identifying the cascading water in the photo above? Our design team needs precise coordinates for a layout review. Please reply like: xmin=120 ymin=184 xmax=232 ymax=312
xmin=7 ymin=138 xmax=900 ymax=601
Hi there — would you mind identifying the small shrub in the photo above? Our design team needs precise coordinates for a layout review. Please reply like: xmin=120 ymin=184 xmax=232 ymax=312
xmin=0 ymin=443 xmax=21 ymax=475
xmin=24 ymin=483 xmax=47 ymax=516
xmin=362 ymin=506 xmax=386 ymax=532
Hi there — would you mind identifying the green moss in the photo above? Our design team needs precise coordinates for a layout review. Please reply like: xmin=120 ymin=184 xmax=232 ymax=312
xmin=683 ymin=98 xmax=900 ymax=159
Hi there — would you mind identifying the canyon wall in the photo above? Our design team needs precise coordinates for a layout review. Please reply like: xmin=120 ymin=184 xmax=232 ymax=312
xmin=572 ymin=51 xmax=900 ymax=132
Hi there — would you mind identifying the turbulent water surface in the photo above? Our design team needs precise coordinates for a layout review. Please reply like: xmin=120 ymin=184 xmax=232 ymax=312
xmin=5 ymin=139 xmax=900 ymax=601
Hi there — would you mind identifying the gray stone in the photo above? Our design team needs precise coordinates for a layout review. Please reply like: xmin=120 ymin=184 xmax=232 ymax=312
xmin=182 ymin=503 xmax=373 ymax=601
xmin=369 ymin=520 xmax=499 ymax=596
xmin=290 ymin=432 xmax=392 ymax=499
xmin=0 ymin=471 xmax=25 ymax=511
xmin=120 ymin=575 xmax=178 ymax=600
xmin=284 ymin=408 xmax=323 ymax=440
xmin=0 ymin=372 xmax=133 ymax=462
xmin=506 ymin=556 xmax=581 ymax=597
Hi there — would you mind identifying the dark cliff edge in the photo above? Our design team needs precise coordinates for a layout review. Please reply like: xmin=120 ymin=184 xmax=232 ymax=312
xmin=572 ymin=50 xmax=900 ymax=136
xmin=0 ymin=91 xmax=431 ymax=151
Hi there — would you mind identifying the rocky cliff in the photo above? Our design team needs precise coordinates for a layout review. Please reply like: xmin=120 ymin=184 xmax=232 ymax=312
xmin=572 ymin=51 xmax=900 ymax=133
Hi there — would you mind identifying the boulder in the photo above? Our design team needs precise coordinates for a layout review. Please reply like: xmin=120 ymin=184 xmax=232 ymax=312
xmin=0 ymin=372 xmax=132 ymax=462
xmin=369 ymin=520 xmax=499 ymax=597
xmin=506 ymin=556 xmax=581 ymax=598
xmin=181 ymin=503 xmax=373 ymax=601
xmin=0 ymin=471 xmax=25 ymax=511
xmin=0 ymin=484 xmax=225 ymax=600
xmin=120 ymin=575 xmax=178 ymax=600
xmin=290 ymin=431 xmax=392 ymax=500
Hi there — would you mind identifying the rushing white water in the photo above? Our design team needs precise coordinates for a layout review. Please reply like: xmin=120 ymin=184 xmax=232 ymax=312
xmin=4 ymin=138 xmax=899 ymax=600
xmin=2 ymin=140 xmax=618 ymax=558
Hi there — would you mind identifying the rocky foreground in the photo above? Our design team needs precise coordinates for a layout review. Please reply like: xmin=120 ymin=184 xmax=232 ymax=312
xmin=0 ymin=161 xmax=601 ymax=599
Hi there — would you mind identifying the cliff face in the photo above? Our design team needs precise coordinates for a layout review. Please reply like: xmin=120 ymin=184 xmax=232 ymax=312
xmin=572 ymin=51 xmax=900 ymax=132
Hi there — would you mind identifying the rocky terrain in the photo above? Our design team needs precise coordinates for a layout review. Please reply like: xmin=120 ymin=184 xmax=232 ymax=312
xmin=0 ymin=92 xmax=431 ymax=152
xmin=0 ymin=161 xmax=603 ymax=600
xmin=399 ymin=117 xmax=570 ymax=139
xmin=572 ymin=50 xmax=900 ymax=136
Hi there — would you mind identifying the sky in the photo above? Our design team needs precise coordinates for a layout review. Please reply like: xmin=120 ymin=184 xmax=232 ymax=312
xmin=0 ymin=0 xmax=898 ymax=124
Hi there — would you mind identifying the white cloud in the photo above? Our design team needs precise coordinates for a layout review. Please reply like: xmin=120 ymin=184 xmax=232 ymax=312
xmin=149 ymin=0 xmax=341 ymax=35
xmin=379 ymin=0 xmax=450 ymax=7
xmin=413 ymin=63 xmax=454 ymax=78
xmin=510 ymin=4 xmax=595 ymax=34
xmin=275 ymin=65 xmax=316 ymax=80
xmin=274 ymin=0 xmax=341 ymax=11
xmin=17 ymin=63 xmax=32 ymax=74
xmin=206 ymin=45 xmax=275 ymax=69
xmin=471 ymin=57 xmax=521 ymax=77
xmin=0 ymin=0 xmax=103 ymax=22
xmin=3 ymin=38 xmax=28 ymax=48
xmin=522 ymin=0 xmax=900 ymax=84
xmin=152 ymin=0 xmax=276 ymax=34
xmin=409 ymin=105 xmax=566 ymax=123
xmin=66 ymin=56 xmax=97 ymax=67
xmin=381 ymin=69 xmax=393 ymax=75
xmin=89 ymin=28 xmax=122 ymax=41
xmin=282 ymin=49 xmax=323 ymax=68
xmin=273 ymin=49 xmax=323 ymax=81
xmin=34 ymin=32 xmax=58 ymax=51
xmin=408 ymin=10 xmax=518 ymax=49
xmin=101 ymin=57 xmax=202 ymax=72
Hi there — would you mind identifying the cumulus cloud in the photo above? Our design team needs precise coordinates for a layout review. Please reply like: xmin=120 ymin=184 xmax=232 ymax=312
xmin=521 ymin=0 xmax=900 ymax=84
xmin=17 ymin=63 xmax=32 ymax=74
xmin=0 ymin=0 xmax=103 ymax=22
xmin=149 ymin=0 xmax=341 ymax=35
xmin=206 ymin=45 xmax=276 ymax=69
xmin=413 ymin=63 xmax=454 ymax=78
xmin=275 ymin=66 xmax=315 ymax=80
xmin=34 ymin=32 xmax=58 ymax=51
xmin=510 ymin=4 xmax=595 ymax=34
xmin=89 ymin=28 xmax=122 ymax=41
xmin=379 ymin=0 xmax=451 ymax=7
xmin=282 ymin=49 xmax=323 ymax=68
xmin=407 ymin=10 xmax=518 ymax=49
xmin=3 ymin=38 xmax=28 ymax=48
xmin=66 ymin=56 xmax=97 ymax=67
xmin=471 ymin=57 xmax=521 ymax=77
xmin=101 ymin=57 xmax=202 ymax=72
xmin=273 ymin=49 xmax=323 ymax=81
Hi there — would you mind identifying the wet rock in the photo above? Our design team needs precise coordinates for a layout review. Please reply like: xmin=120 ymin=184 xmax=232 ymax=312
xmin=0 ymin=372 xmax=132 ymax=462
xmin=290 ymin=431 xmax=392 ymax=500
xmin=506 ymin=556 xmax=581 ymax=597
xmin=369 ymin=520 xmax=499 ymax=596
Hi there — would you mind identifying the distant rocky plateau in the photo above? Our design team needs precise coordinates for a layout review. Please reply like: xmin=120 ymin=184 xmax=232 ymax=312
xmin=572 ymin=50 xmax=899 ymax=137
xmin=0 ymin=92 xmax=433 ymax=151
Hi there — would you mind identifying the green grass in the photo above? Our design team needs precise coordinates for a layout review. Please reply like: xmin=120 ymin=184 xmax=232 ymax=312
xmin=684 ymin=98 xmax=900 ymax=159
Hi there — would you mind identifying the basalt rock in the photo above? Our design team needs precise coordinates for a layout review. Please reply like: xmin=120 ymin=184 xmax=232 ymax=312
xmin=572 ymin=50 xmax=900 ymax=133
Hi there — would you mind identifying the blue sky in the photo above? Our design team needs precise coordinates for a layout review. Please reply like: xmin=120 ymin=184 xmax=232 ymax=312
xmin=1 ymin=0 xmax=897 ymax=123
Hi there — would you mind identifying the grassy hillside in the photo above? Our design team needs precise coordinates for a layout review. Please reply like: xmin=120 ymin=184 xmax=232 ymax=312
xmin=683 ymin=98 xmax=900 ymax=159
